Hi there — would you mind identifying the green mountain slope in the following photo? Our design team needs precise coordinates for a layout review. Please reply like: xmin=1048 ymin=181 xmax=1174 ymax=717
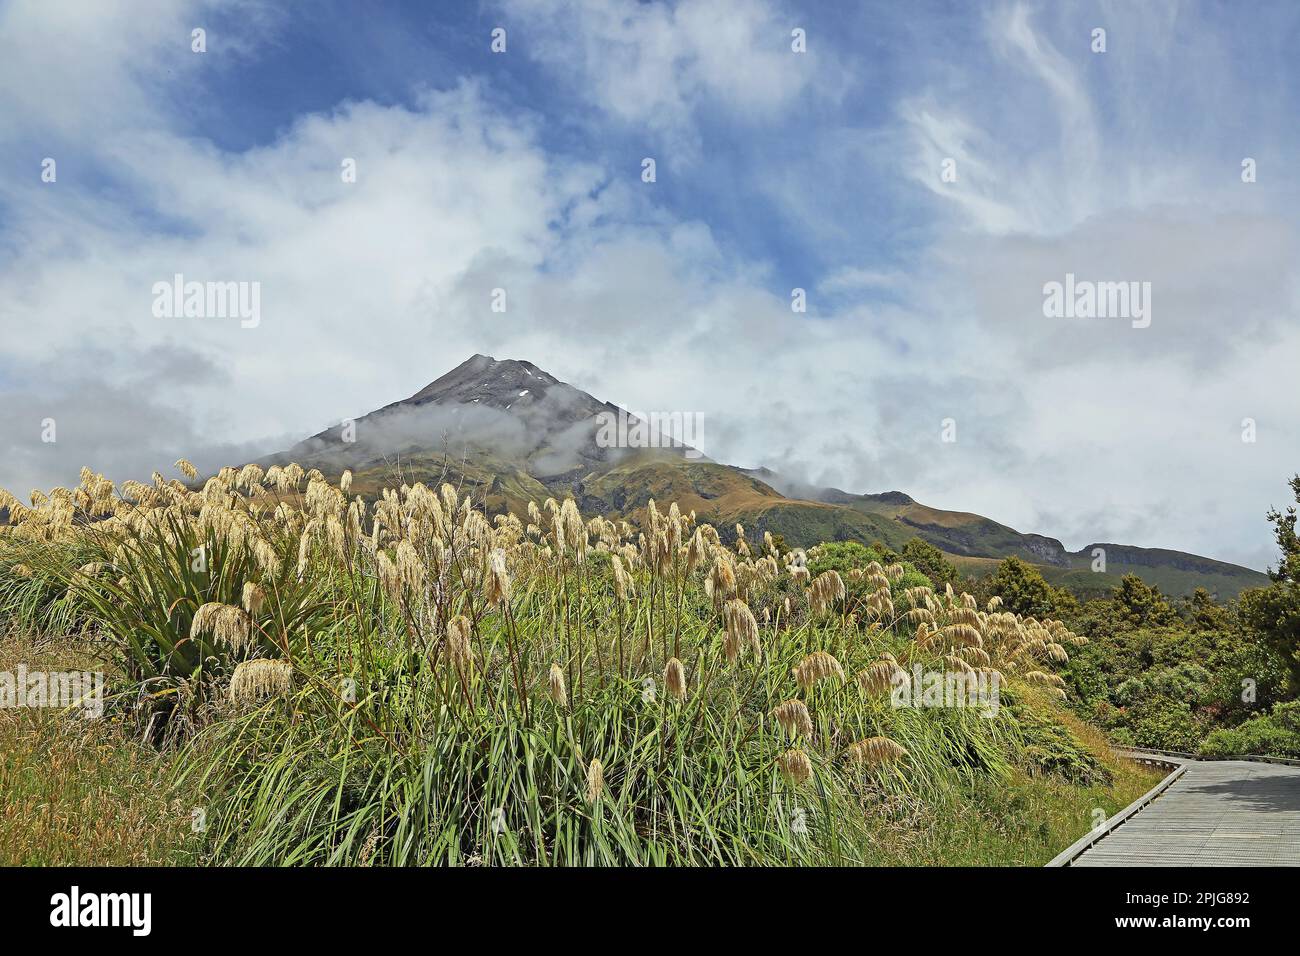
xmin=258 ymin=354 xmax=1268 ymax=599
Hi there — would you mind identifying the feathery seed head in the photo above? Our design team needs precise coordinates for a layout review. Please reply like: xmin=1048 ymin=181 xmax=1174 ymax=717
xmin=548 ymin=662 xmax=568 ymax=708
xmin=611 ymin=554 xmax=632 ymax=601
xmin=445 ymin=615 xmax=473 ymax=670
xmin=395 ymin=540 xmax=425 ymax=592
xmin=663 ymin=657 xmax=687 ymax=700
xmin=793 ymin=650 xmax=844 ymax=690
xmin=241 ymin=581 xmax=266 ymax=617
xmin=809 ymin=570 xmax=846 ymax=615
xmin=858 ymin=659 xmax=906 ymax=696
xmin=773 ymin=699 xmax=813 ymax=738
xmin=685 ymin=528 xmax=705 ymax=573
xmin=375 ymin=551 xmax=401 ymax=603
xmin=192 ymin=601 xmax=257 ymax=655
xmin=585 ymin=759 xmax=604 ymax=803
xmin=944 ymin=653 xmax=975 ymax=675
xmin=846 ymin=736 xmax=908 ymax=766
xmin=722 ymin=598 xmax=761 ymax=662
xmin=485 ymin=548 xmax=511 ymax=605
xmin=709 ymin=554 xmax=737 ymax=606
xmin=229 ymin=658 xmax=293 ymax=705
xmin=560 ymin=498 xmax=586 ymax=557
xmin=778 ymin=749 xmax=813 ymax=785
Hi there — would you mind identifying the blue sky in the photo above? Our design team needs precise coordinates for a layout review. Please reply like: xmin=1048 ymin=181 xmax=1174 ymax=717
xmin=161 ymin=0 xmax=949 ymax=285
xmin=2 ymin=0 xmax=1299 ymax=571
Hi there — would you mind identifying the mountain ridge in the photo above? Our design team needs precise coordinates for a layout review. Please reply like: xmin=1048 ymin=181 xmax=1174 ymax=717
xmin=260 ymin=354 xmax=1267 ymax=599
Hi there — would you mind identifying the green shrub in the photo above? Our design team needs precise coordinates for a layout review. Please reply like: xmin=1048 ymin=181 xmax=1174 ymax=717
xmin=1199 ymin=701 xmax=1300 ymax=758
xmin=1010 ymin=702 xmax=1111 ymax=787
xmin=1124 ymin=695 xmax=1206 ymax=752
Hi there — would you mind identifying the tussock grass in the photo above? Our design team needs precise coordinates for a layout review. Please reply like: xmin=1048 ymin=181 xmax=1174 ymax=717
xmin=0 ymin=464 xmax=1145 ymax=866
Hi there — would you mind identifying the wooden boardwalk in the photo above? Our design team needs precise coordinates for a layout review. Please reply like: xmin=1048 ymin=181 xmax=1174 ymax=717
xmin=1070 ymin=758 xmax=1300 ymax=867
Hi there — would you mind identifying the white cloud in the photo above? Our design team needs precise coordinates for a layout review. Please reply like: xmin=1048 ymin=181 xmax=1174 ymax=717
xmin=0 ymin=0 xmax=1294 ymax=576
xmin=499 ymin=0 xmax=842 ymax=156
xmin=879 ymin=2 xmax=1300 ymax=568
xmin=0 ymin=4 xmax=607 ymax=485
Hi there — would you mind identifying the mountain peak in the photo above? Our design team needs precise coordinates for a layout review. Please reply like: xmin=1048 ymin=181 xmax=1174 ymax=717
xmin=272 ymin=353 xmax=630 ymax=480
xmin=403 ymin=354 xmax=570 ymax=410
xmin=257 ymin=353 xmax=1267 ymax=597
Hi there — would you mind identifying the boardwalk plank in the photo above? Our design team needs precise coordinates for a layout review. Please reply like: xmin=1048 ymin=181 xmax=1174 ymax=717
xmin=1070 ymin=760 xmax=1300 ymax=867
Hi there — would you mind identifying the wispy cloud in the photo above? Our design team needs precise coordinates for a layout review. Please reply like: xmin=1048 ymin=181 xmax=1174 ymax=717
xmin=0 ymin=0 xmax=1297 ymax=571
xmin=499 ymin=0 xmax=847 ymax=157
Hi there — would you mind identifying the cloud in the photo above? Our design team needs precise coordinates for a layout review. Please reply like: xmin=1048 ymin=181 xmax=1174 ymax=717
xmin=0 ymin=0 xmax=282 ymax=142
xmin=0 ymin=0 xmax=1296 ymax=575
xmin=499 ymin=0 xmax=842 ymax=156
xmin=860 ymin=1 xmax=1300 ymax=569
xmin=0 ymin=59 xmax=607 ymax=451
xmin=0 ymin=343 xmax=266 ymax=492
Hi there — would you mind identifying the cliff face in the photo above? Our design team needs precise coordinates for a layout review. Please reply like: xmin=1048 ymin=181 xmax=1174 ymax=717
xmin=1073 ymin=543 xmax=1254 ymax=576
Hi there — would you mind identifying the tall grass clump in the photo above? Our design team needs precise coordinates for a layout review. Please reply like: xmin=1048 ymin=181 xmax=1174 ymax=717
xmin=1 ymin=464 xmax=1099 ymax=865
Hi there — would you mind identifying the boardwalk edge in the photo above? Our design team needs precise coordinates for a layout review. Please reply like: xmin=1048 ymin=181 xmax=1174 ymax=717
xmin=1044 ymin=749 xmax=1190 ymax=868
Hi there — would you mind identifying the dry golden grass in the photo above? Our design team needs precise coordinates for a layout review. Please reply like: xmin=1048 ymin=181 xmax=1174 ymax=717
xmin=0 ymin=631 xmax=198 ymax=866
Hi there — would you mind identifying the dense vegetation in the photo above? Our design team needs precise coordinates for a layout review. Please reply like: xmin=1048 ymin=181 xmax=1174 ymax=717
xmin=817 ymin=502 xmax=1300 ymax=759
xmin=980 ymin=484 xmax=1300 ymax=758
xmin=0 ymin=462 xmax=1165 ymax=866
